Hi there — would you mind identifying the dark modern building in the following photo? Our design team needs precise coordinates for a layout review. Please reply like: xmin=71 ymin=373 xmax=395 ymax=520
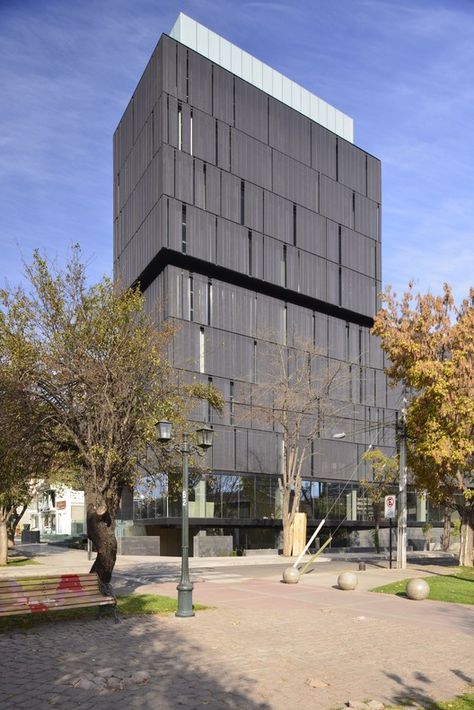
xmin=114 ymin=14 xmax=440 ymax=553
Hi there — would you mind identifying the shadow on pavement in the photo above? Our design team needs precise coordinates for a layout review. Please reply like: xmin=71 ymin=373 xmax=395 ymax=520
xmin=0 ymin=613 xmax=272 ymax=709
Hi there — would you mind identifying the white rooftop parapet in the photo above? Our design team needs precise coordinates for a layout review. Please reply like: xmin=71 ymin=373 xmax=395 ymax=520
xmin=170 ymin=13 xmax=353 ymax=143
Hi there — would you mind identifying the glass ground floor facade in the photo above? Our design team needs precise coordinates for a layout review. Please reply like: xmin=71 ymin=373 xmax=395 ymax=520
xmin=132 ymin=471 xmax=442 ymax=526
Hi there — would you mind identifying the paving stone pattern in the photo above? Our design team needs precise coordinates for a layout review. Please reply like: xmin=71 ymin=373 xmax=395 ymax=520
xmin=0 ymin=570 xmax=473 ymax=710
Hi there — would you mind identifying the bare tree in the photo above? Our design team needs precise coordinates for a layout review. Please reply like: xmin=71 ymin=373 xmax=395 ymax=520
xmin=250 ymin=339 xmax=350 ymax=556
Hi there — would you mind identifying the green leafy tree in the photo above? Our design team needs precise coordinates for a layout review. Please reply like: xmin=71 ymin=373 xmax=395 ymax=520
xmin=360 ymin=449 xmax=398 ymax=553
xmin=373 ymin=283 xmax=474 ymax=566
xmin=0 ymin=248 xmax=223 ymax=582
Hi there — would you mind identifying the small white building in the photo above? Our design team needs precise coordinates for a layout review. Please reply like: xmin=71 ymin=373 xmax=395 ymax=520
xmin=25 ymin=487 xmax=86 ymax=537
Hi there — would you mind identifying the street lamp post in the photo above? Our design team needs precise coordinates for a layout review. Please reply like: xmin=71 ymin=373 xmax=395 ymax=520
xmin=396 ymin=408 xmax=408 ymax=569
xmin=156 ymin=421 xmax=213 ymax=618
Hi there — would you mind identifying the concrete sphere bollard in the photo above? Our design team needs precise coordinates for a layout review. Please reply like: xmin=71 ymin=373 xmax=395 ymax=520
xmin=282 ymin=567 xmax=300 ymax=584
xmin=337 ymin=571 xmax=358 ymax=590
xmin=406 ymin=578 xmax=429 ymax=600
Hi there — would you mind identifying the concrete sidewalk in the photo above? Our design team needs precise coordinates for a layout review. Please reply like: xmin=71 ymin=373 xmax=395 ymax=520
xmin=0 ymin=544 xmax=472 ymax=709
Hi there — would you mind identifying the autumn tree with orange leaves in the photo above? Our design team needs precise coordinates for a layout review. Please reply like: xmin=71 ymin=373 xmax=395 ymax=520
xmin=373 ymin=284 xmax=474 ymax=566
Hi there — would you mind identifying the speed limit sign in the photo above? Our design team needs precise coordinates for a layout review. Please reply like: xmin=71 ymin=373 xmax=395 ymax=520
xmin=384 ymin=495 xmax=396 ymax=519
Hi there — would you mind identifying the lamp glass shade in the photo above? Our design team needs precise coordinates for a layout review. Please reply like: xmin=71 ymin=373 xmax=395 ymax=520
xmin=196 ymin=426 xmax=213 ymax=449
xmin=156 ymin=420 xmax=172 ymax=442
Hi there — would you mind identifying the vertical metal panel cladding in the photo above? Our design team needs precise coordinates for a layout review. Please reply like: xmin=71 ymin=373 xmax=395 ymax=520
xmin=326 ymin=219 xmax=339 ymax=263
xmin=118 ymin=99 xmax=135 ymax=168
xmin=176 ymin=43 xmax=188 ymax=103
xmin=230 ymin=129 xmax=272 ymax=189
xmin=337 ymin=140 xmax=367 ymax=195
xmin=213 ymin=64 xmax=233 ymax=124
xmin=319 ymin=176 xmax=353 ymax=228
xmin=311 ymin=122 xmax=337 ymax=180
xmin=187 ymin=207 xmax=216 ymax=262
xmin=354 ymin=194 xmax=379 ymax=240
xmin=212 ymin=427 xmax=236 ymax=471
xmin=216 ymin=219 xmax=248 ymax=272
xmin=341 ymin=227 xmax=376 ymax=278
xmin=133 ymin=47 xmax=161 ymax=142
xmin=248 ymin=431 xmax=278 ymax=474
xmin=167 ymin=198 xmax=182 ymax=251
xmin=188 ymin=50 xmax=213 ymax=113
xmin=287 ymin=304 xmax=313 ymax=346
xmin=192 ymin=108 xmax=216 ymax=164
xmin=235 ymin=78 xmax=268 ymax=143
xmin=163 ymin=265 xmax=183 ymax=319
xmin=326 ymin=261 xmax=339 ymax=306
xmin=251 ymin=231 xmax=264 ymax=280
xmin=368 ymin=334 xmax=384 ymax=369
xmin=268 ymin=98 xmax=311 ymax=166
xmin=211 ymin=281 xmax=255 ymax=337
xmin=244 ymin=182 xmax=263 ymax=232
xmin=172 ymin=321 xmax=200 ymax=370
xmin=328 ymin=317 xmax=346 ymax=360
xmin=194 ymin=159 xmax=206 ymax=209
xmin=235 ymin=428 xmax=248 ymax=472
xmin=341 ymin=269 xmax=374 ymax=318
xmin=262 ymin=236 xmax=284 ymax=287
xmin=217 ymin=120 xmax=230 ymax=171
xmin=314 ymin=313 xmax=328 ymax=354
xmin=263 ymin=192 xmax=292 ymax=243
xmin=220 ymin=172 xmax=240 ymax=223
xmin=366 ymin=154 xmax=381 ymax=203
xmin=175 ymin=150 xmax=194 ymax=204
xmin=299 ymin=251 xmax=326 ymax=301
xmin=161 ymin=36 xmax=178 ymax=95
xmin=297 ymin=206 xmax=326 ymax=257
xmin=255 ymin=294 xmax=285 ymax=342
xmin=159 ymin=145 xmax=175 ymax=200
xmin=167 ymin=95 xmax=179 ymax=148
xmin=272 ymin=152 xmax=318 ymax=211
xmin=313 ymin=439 xmax=358 ymax=480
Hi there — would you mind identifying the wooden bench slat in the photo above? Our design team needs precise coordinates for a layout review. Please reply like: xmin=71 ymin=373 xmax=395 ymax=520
xmin=0 ymin=573 xmax=116 ymax=619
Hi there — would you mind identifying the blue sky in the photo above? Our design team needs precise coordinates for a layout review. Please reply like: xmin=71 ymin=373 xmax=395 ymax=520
xmin=1 ymin=0 xmax=473 ymax=302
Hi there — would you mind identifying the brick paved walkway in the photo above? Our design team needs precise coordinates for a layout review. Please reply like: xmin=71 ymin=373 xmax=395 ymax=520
xmin=0 ymin=562 xmax=472 ymax=709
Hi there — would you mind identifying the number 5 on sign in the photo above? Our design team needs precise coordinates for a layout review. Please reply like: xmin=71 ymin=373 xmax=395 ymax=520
xmin=384 ymin=495 xmax=396 ymax=519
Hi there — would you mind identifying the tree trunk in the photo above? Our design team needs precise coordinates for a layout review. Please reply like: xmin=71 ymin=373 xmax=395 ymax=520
xmin=458 ymin=507 xmax=474 ymax=567
xmin=84 ymin=482 xmax=121 ymax=584
xmin=281 ymin=486 xmax=293 ymax=556
xmin=441 ymin=505 xmax=451 ymax=552
xmin=0 ymin=520 xmax=8 ymax=566
xmin=7 ymin=503 xmax=27 ymax=549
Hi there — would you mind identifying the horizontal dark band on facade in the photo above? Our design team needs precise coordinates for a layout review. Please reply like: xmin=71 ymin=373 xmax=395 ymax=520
xmin=132 ymin=247 xmax=375 ymax=329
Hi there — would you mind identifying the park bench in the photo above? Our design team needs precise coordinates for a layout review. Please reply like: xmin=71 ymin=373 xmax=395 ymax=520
xmin=0 ymin=573 xmax=117 ymax=620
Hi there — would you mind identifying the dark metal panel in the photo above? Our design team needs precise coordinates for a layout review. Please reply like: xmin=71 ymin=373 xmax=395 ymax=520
xmin=180 ymin=103 xmax=191 ymax=154
xmin=287 ymin=304 xmax=313 ymax=345
xmin=326 ymin=219 xmax=339 ymax=263
xmin=206 ymin=163 xmax=221 ymax=215
xmin=337 ymin=140 xmax=366 ymax=195
xmin=263 ymin=191 xmax=292 ymax=243
xmin=341 ymin=268 xmax=374 ymax=318
xmin=212 ymin=64 xmax=233 ymax=124
xmin=354 ymin=194 xmax=379 ymax=240
xmin=368 ymin=334 xmax=384 ymax=369
xmin=235 ymin=78 xmax=268 ymax=143
xmin=251 ymin=231 xmax=265 ymax=280
xmin=175 ymin=150 xmax=193 ymax=204
xmin=167 ymin=95 xmax=179 ymax=149
xmin=161 ymin=36 xmax=178 ymax=96
xmin=248 ymin=430 xmax=278 ymax=474
xmin=159 ymin=144 xmax=175 ymax=199
xmin=272 ymin=151 xmax=318 ymax=211
xmin=311 ymin=122 xmax=337 ymax=179
xmin=256 ymin=294 xmax=285 ymax=342
xmin=217 ymin=120 xmax=230 ymax=171
xmin=187 ymin=206 xmax=216 ymax=263
xmin=268 ymin=98 xmax=311 ymax=166
xmin=212 ymin=427 xmax=235 ymax=471
xmin=216 ymin=218 xmax=248 ymax=272
xmin=221 ymin=172 xmax=240 ymax=223
xmin=244 ymin=182 xmax=263 ymax=232
xmin=367 ymin=155 xmax=381 ymax=203
xmin=176 ymin=43 xmax=187 ymax=102
xmin=320 ymin=176 xmax=353 ymax=228
xmin=263 ymin=236 xmax=284 ymax=286
xmin=326 ymin=261 xmax=339 ymax=306
xmin=231 ymin=129 xmax=272 ymax=189
xmin=235 ymin=428 xmax=248 ymax=472
xmin=188 ymin=49 xmax=213 ymax=114
xmin=172 ymin=321 xmax=200 ymax=370
xmin=297 ymin=206 xmax=326 ymax=257
xmin=314 ymin=313 xmax=328 ymax=354
xmin=192 ymin=108 xmax=216 ymax=164
xmin=299 ymin=252 xmax=326 ymax=301
xmin=341 ymin=227 xmax=376 ymax=278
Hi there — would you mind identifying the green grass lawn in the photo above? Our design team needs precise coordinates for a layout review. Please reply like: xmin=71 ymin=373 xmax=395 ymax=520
xmin=0 ymin=593 xmax=208 ymax=633
xmin=388 ymin=690 xmax=474 ymax=709
xmin=371 ymin=567 xmax=474 ymax=605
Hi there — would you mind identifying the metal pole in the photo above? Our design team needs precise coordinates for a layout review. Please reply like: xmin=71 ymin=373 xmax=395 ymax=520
xmin=397 ymin=409 xmax=407 ymax=569
xmin=389 ymin=518 xmax=393 ymax=569
xmin=293 ymin=518 xmax=326 ymax=568
xmin=176 ymin=433 xmax=194 ymax=617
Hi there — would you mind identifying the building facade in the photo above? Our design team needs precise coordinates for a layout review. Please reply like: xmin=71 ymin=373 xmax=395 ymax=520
xmin=114 ymin=15 xmax=440 ymax=552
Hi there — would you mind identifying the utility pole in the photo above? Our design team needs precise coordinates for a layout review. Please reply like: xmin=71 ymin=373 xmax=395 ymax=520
xmin=397 ymin=406 xmax=407 ymax=569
